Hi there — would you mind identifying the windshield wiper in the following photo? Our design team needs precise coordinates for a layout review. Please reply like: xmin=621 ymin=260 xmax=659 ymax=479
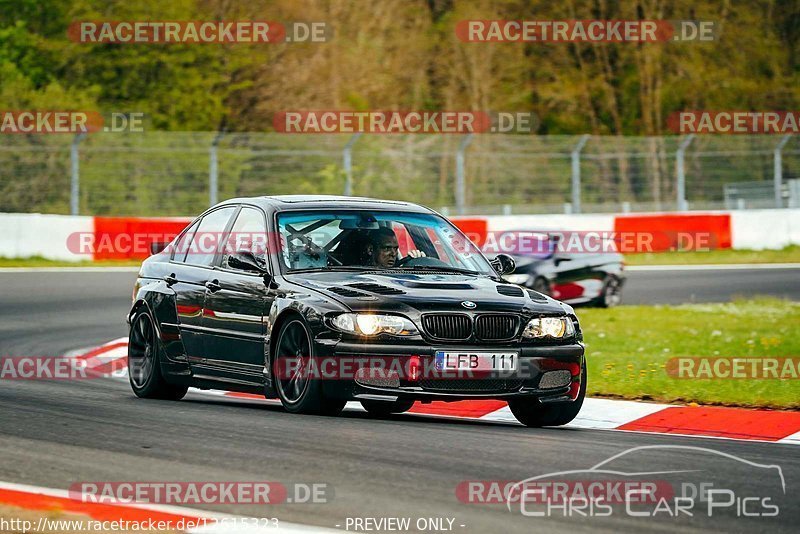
xmin=394 ymin=265 xmax=490 ymax=277
xmin=288 ymin=266 xmax=369 ymax=274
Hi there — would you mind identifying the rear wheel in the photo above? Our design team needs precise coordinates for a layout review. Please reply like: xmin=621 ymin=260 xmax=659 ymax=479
xmin=508 ymin=362 xmax=586 ymax=427
xmin=594 ymin=275 xmax=622 ymax=308
xmin=128 ymin=310 xmax=187 ymax=400
xmin=360 ymin=399 xmax=415 ymax=417
xmin=273 ymin=319 xmax=346 ymax=416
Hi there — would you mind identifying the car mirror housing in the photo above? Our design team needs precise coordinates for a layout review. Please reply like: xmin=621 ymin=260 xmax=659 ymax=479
xmin=490 ymin=253 xmax=516 ymax=275
xmin=229 ymin=251 xmax=268 ymax=274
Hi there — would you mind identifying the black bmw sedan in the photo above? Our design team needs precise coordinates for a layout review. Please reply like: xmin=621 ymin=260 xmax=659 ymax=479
xmin=128 ymin=196 xmax=586 ymax=427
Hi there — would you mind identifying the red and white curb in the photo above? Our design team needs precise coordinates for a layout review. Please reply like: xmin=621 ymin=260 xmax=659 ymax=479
xmin=79 ymin=338 xmax=800 ymax=445
xmin=0 ymin=480 xmax=339 ymax=533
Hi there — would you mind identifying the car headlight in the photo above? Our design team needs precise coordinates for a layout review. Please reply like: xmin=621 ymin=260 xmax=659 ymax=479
xmin=522 ymin=316 xmax=575 ymax=339
xmin=504 ymin=274 xmax=530 ymax=285
xmin=331 ymin=313 xmax=419 ymax=336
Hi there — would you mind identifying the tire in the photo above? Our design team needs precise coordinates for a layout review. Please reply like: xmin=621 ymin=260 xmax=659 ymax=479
xmin=273 ymin=319 xmax=346 ymax=416
xmin=360 ymin=399 xmax=415 ymax=417
xmin=531 ymin=277 xmax=551 ymax=297
xmin=594 ymin=275 xmax=622 ymax=308
xmin=128 ymin=310 xmax=188 ymax=400
xmin=508 ymin=362 xmax=586 ymax=427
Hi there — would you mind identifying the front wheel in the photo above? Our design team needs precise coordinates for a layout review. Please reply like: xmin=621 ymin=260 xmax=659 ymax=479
xmin=360 ymin=399 xmax=415 ymax=417
xmin=508 ymin=362 xmax=586 ymax=427
xmin=128 ymin=310 xmax=187 ymax=400
xmin=273 ymin=319 xmax=346 ymax=416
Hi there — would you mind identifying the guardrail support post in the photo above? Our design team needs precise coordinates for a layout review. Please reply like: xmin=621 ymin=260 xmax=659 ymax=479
xmin=343 ymin=133 xmax=362 ymax=196
xmin=676 ymin=134 xmax=695 ymax=211
xmin=209 ymin=131 xmax=224 ymax=207
xmin=774 ymin=134 xmax=791 ymax=209
xmin=570 ymin=134 xmax=590 ymax=214
xmin=455 ymin=134 xmax=474 ymax=215
xmin=70 ymin=132 xmax=86 ymax=215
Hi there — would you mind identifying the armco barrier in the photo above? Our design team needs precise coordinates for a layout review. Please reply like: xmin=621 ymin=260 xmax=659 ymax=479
xmin=0 ymin=209 xmax=798 ymax=262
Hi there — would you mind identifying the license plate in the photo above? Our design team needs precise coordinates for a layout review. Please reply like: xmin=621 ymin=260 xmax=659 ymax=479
xmin=434 ymin=351 xmax=518 ymax=372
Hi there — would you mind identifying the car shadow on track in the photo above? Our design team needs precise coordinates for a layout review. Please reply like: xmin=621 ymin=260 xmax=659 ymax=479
xmin=172 ymin=394 xmax=586 ymax=433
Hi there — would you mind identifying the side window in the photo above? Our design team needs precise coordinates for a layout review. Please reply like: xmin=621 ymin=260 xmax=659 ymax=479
xmin=223 ymin=207 xmax=268 ymax=270
xmin=172 ymin=220 xmax=200 ymax=263
xmin=185 ymin=207 xmax=237 ymax=267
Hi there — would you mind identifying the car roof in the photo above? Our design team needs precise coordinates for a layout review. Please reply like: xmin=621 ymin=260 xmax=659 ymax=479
xmin=217 ymin=195 xmax=434 ymax=213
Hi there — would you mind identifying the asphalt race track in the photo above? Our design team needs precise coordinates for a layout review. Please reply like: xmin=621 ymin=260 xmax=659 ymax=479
xmin=1 ymin=268 xmax=799 ymax=532
xmin=623 ymin=265 xmax=800 ymax=305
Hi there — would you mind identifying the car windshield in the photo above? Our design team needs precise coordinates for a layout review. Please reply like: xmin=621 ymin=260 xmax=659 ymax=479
xmin=276 ymin=210 xmax=496 ymax=276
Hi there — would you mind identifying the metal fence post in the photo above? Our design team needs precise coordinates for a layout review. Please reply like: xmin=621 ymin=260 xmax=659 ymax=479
xmin=343 ymin=133 xmax=362 ymax=196
xmin=455 ymin=134 xmax=474 ymax=215
xmin=209 ymin=131 xmax=224 ymax=207
xmin=774 ymin=134 xmax=791 ymax=208
xmin=570 ymin=134 xmax=590 ymax=214
xmin=676 ymin=134 xmax=695 ymax=211
xmin=70 ymin=133 xmax=86 ymax=215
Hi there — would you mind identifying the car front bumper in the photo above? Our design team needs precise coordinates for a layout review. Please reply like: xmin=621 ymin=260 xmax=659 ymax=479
xmin=314 ymin=338 xmax=585 ymax=402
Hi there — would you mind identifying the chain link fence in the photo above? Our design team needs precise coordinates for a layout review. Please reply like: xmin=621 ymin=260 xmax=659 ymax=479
xmin=1 ymin=132 xmax=799 ymax=217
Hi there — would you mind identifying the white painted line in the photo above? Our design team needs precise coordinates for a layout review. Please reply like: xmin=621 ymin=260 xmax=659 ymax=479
xmin=0 ymin=266 xmax=140 ymax=273
xmin=567 ymin=398 xmax=673 ymax=429
xmin=626 ymin=263 xmax=800 ymax=271
xmin=778 ymin=430 xmax=800 ymax=445
xmin=0 ymin=480 xmax=341 ymax=533
xmin=478 ymin=397 xmax=673 ymax=429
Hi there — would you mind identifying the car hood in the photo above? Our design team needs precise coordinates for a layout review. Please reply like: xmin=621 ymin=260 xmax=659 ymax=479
xmin=283 ymin=270 xmax=569 ymax=315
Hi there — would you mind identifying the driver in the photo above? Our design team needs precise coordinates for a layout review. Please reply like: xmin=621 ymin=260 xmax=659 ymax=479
xmin=366 ymin=227 xmax=425 ymax=268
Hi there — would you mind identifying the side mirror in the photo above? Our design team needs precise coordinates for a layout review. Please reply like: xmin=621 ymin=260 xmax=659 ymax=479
xmin=490 ymin=253 xmax=516 ymax=275
xmin=228 ymin=251 xmax=268 ymax=274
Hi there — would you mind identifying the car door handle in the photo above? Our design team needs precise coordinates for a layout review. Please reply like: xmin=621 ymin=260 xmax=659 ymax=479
xmin=206 ymin=279 xmax=222 ymax=292
xmin=164 ymin=273 xmax=178 ymax=286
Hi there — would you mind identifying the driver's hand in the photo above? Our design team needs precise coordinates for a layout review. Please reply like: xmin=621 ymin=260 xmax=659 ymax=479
xmin=408 ymin=249 xmax=426 ymax=258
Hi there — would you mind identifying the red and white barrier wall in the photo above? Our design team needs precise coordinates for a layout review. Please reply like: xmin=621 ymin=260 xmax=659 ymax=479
xmin=454 ymin=209 xmax=800 ymax=252
xmin=0 ymin=209 xmax=799 ymax=262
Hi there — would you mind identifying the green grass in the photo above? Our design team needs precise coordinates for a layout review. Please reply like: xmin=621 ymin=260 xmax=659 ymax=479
xmin=624 ymin=245 xmax=800 ymax=265
xmin=578 ymin=298 xmax=800 ymax=409
xmin=0 ymin=256 xmax=141 ymax=267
